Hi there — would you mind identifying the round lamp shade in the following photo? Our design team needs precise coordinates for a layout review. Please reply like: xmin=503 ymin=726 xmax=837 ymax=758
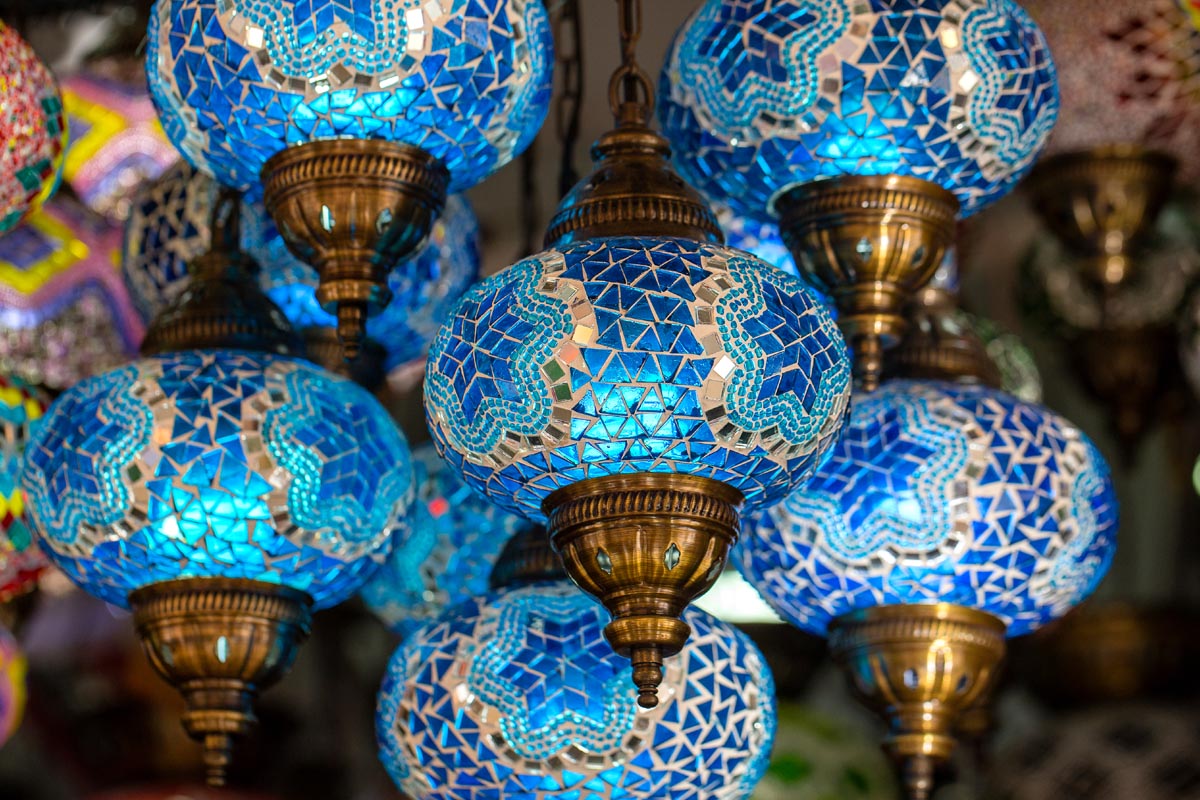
xmin=0 ymin=624 xmax=25 ymax=747
xmin=360 ymin=443 xmax=528 ymax=637
xmin=0 ymin=21 xmax=66 ymax=236
xmin=0 ymin=196 xmax=143 ymax=389
xmin=737 ymin=380 xmax=1118 ymax=637
xmin=146 ymin=0 xmax=554 ymax=193
xmin=0 ymin=375 xmax=51 ymax=602
xmin=61 ymin=66 xmax=178 ymax=222
xmin=1023 ymin=0 xmax=1200 ymax=177
xmin=377 ymin=581 xmax=776 ymax=799
xmin=21 ymin=350 xmax=414 ymax=609
xmin=658 ymin=0 xmax=1059 ymax=221
xmin=424 ymin=236 xmax=852 ymax=521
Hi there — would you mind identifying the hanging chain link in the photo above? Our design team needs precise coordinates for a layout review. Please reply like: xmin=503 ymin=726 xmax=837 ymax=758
xmin=608 ymin=0 xmax=654 ymax=124
xmin=554 ymin=0 xmax=584 ymax=197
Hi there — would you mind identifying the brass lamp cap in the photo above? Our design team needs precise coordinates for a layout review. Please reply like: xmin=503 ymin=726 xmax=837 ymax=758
xmin=488 ymin=525 xmax=566 ymax=589
xmin=887 ymin=287 xmax=1003 ymax=388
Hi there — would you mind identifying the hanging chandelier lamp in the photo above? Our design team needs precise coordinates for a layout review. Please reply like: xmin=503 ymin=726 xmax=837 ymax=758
xmin=375 ymin=527 xmax=777 ymax=799
xmin=659 ymin=0 xmax=1059 ymax=390
xmin=0 ymin=375 xmax=51 ymax=607
xmin=21 ymin=190 xmax=416 ymax=786
xmin=424 ymin=0 xmax=851 ymax=707
xmin=145 ymin=0 xmax=554 ymax=357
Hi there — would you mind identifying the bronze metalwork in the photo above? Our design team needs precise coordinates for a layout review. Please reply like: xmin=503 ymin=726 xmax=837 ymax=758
xmin=887 ymin=283 xmax=1003 ymax=388
xmin=828 ymin=603 xmax=1006 ymax=800
xmin=129 ymin=578 xmax=313 ymax=787
xmin=543 ymin=473 xmax=743 ymax=709
xmin=260 ymin=139 xmax=449 ymax=360
xmin=775 ymin=175 xmax=959 ymax=391
xmin=1026 ymin=146 xmax=1176 ymax=289
xmin=301 ymin=326 xmax=386 ymax=392
xmin=488 ymin=525 xmax=566 ymax=589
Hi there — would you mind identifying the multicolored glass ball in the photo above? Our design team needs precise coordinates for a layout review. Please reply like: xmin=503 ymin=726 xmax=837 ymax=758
xmin=21 ymin=350 xmax=414 ymax=609
xmin=0 ymin=375 xmax=51 ymax=603
xmin=658 ymin=0 xmax=1060 ymax=220
xmin=146 ymin=0 xmax=554 ymax=193
xmin=0 ymin=21 xmax=66 ymax=236
xmin=360 ymin=443 xmax=528 ymax=637
xmin=425 ymin=236 xmax=852 ymax=521
xmin=0 ymin=624 xmax=24 ymax=748
xmin=376 ymin=581 xmax=776 ymax=799
xmin=737 ymin=380 xmax=1118 ymax=637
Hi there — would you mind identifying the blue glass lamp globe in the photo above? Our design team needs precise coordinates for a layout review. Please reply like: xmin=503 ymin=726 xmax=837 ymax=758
xmin=736 ymin=380 xmax=1118 ymax=637
xmin=424 ymin=236 xmax=852 ymax=521
xmin=376 ymin=581 xmax=776 ymax=799
xmin=20 ymin=349 xmax=415 ymax=609
xmin=658 ymin=0 xmax=1060 ymax=220
xmin=360 ymin=443 xmax=529 ymax=636
xmin=146 ymin=0 xmax=554 ymax=193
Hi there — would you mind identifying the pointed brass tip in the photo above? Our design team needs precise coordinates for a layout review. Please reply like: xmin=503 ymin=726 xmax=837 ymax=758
xmin=337 ymin=303 xmax=367 ymax=362
xmin=631 ymin=646 xmax=665 ymax=709
xmin=903 ymin=755 xmax=935 ymax=800
xmin=204 ymin=733 xmax=233 ymax=788
xmin=854 ymin=335 xmax=886 ymax=392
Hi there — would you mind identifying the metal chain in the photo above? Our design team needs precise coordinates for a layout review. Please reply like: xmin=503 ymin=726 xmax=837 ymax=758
xmin=609 ymin=0 xmax=654 ymax=124
xmin=554 ymin=0 xmax=584 ymax=197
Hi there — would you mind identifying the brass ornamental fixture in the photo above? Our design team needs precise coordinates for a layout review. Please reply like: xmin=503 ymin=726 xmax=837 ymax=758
xmin=776 ymin=175 xmax=959 ymax=391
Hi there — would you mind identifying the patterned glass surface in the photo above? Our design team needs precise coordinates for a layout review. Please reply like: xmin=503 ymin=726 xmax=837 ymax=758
xmin=737 ymin=380 xmax=1118 ymax=637
xmin=425 ymin=236 xmax=852 ymax=521
xmin=659 ymin=0 xmax=1059 ymax=220
xmin=0 ymin=196 xmax=144 ymax=390
xmin=0 ymin=22 xmax=66 ymax=236
xmin=716 ymin=203 xmax=797 ymax=277
xmin=0 ymin=375 xmax=51 ymax=603
xmin=0 ymin=625 xmax=24 ymax=747
xmin=360 ymin=443 xmax=528 ymax=637
xmin=376 ymin=581 xmax=776 ymax=800
xmin=122 ymin=162 xmax=480 ymax=378
xmin=21 ymin=350 xmax=414 ymax=609
xmin=62 ymin=68 xmax=178 ymax=222
xmin=146 ymin=0 xmax=554 ymax=193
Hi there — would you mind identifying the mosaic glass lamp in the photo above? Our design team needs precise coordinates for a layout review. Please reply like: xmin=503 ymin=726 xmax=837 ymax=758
xmin=21 ymin=190 xmax=416 ymax=785
xmin=360 ymin=443 xmax=529 ymax=637
xmin=147 ymin=0 xmax=553 ymax=355
xmin=0 ymin=624 xmax=24 ymax=749
xmin=659 ymin=0 xmax=1059 ymax=389
xmin=0 ymin=195 xmax=144 ymax=390
xmin=0 ymin=21 xmax=67 ymax=237
xmin=0 ymin=375 xmax=51 ymax=604
xmin=426 ymin=11 xmax=851 ymax=705
xmin=376 ymin=529 xmax=777 ymax=800
xmin=737 ymin=379 xmax=1118 ymax=799
xmin=1021 ymin=0 xmax=1199 ymax=290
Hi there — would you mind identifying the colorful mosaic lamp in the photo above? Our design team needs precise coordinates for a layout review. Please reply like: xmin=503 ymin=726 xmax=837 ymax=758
xmin=146 ymin=0 xmax=553 ymax=356
xmin=425 ymin=0 xmax=851 ymax=707
xmin=659 ymin=0 xmax=1059 ymax=390
xmin=21 ymin=190 xmax=416 ymax=785
xmin=1021 ymin=0 xmax=1199 ymax=291
xmin=0 ymin=375 xmax=51 ymax=606
xmin=0 ymin=624 xmax=25 ymax=750
xmin=0 ymin=21 xmax=67 ymax=237
xmin=737 ymin=377 xmax=1118 ymax=799
xmin=375 ymin=528 xmax=777 ymax=799
xmin=122 ymin=162 xmax=480 ymax=389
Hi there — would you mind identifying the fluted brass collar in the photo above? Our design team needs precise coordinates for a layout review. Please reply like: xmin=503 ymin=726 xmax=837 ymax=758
xmin=545 ymin=123 xmax=723 ymax=248
xmin=887 ymin=287 xmax=1003 ymax=388
xmin=488 ymin=525 xmax=566 ymax=589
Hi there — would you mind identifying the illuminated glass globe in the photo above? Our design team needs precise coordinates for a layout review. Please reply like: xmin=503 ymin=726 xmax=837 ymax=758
xmin=376 ymin=581 xmax=776 ymax=799
xmin=737 ymin=380 xmax=1118 ymax=637
xmin=425 ymin=236 xmax=852 ymax=520
xmin=21 ymin=350 xmax=415 ymax=609
xmin=146 ymin=0 xmax=554 ymax=193
xmin=0 ymin=375 xmax=51 ymax=602
xmin=658 ymin=0 xmax=1059 ymax=220
xmin=360 ymin=443 xmax=528 ymax=636
xmin=0 ymin=624 xmax=24 ymax=748
xmin=0 ymin=21 xmax=66 ymax=235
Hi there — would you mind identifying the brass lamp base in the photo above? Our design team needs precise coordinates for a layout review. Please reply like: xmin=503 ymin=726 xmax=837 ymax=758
xmin=301 ymin=326 xmax=387 ymax=392
xmin=129 ymin=578 xmax=313 ymax=787
xmin=775 ymin=175 xmax=959 ymax=391
xmin=261 ymin=139 xmax=449 ymax=360
xmin=886 ymin=285 xmax=1002 ymax=388
xmin=544 ymin=473 xmax=742 ymax=709
xmin=1026 ymin=146 xmax=1176 ymax=290
xmin=829 ymin=604 xmax=1006 ymax=800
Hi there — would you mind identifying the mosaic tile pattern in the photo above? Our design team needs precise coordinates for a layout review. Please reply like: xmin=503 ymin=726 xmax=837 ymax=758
xmin=122 ymin=162 xmax=479 ymax=379
xmin=22 ymin=350 xmax=414 ymax=609
xmin=425 ymin=237 xmax=852 ymax=520
xmin=377 ymin=581 xmax=776 ymax=800
xmin=360 ymin=443 xmax=529 ymax=637
xmin=146 ymin=0 xmax=554 ymax=193
xmin=1025 ymin=0 xmax=1200 ymax=180
xmin=0 ymin=196 xmax=144 ymax=390
xmin=0 ymin=375 xmax=50 ymax=603
xmin=737 ymin=380 xmax=1118 ymax=637
xmin=0 ymin=625 xmax=24 ymax=747
xmin=659 ymin=0 xmax=1059 ymax=220
xmin=62 ymin=68 xmax=178 ymax=222
xmin=0 ymin=22 xmax=66 ymax=236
